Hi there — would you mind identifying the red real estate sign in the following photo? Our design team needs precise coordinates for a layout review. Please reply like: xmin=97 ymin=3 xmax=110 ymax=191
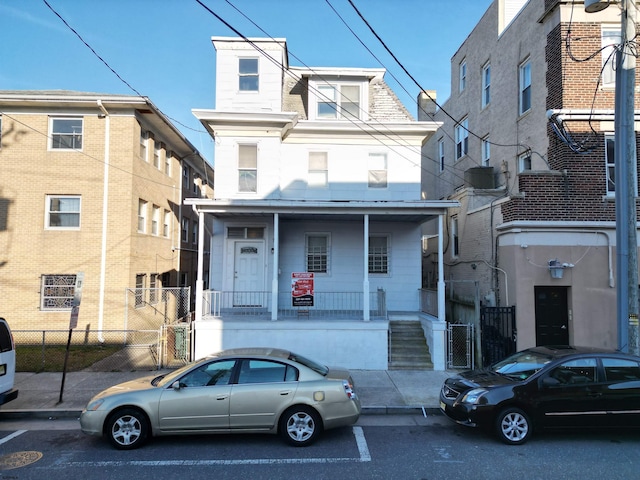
xmin=291 ymin=272 xmax=314 ymax=307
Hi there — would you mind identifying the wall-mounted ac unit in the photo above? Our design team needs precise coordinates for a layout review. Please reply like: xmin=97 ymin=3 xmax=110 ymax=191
xmin=464 ymin=166 xmax=495 ymax=189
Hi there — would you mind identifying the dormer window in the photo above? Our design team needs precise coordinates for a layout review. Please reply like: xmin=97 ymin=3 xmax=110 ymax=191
xmin=239 ymin=58 xmax=259 ymax=91
xmin=315 ymin=83 xmax=361 ymax=120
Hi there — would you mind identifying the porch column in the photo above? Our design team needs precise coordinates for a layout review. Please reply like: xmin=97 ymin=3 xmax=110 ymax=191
xmin=194 ymin=209 xmax=205 ymax=323
xmin=363 ymin=214 xmax=370 ymax=321
xmin=437 ymin=213 xmax=445 ymax=322
xmin=271 ymin=213 xmax=279 ymax=321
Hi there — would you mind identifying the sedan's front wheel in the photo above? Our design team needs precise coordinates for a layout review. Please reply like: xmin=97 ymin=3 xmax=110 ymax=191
xmin=279 ymin=405 xmax=322 ymax=447
xmin=106 ymin=408 xmax=149 ymax=450
xmin=495 ymin=407 xmax=531 ymax=445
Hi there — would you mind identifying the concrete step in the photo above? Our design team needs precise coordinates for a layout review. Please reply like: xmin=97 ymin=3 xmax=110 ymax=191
xmin=388 ymin=320 xmax=433 ymax=370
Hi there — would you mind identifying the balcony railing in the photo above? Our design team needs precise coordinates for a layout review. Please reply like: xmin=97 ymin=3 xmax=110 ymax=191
xmin=202 ymin=289 xmax=387 ymax=320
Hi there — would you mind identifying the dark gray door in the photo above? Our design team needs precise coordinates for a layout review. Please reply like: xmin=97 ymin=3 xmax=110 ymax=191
xmin=535 ymin=286 xmax=569 ymax=345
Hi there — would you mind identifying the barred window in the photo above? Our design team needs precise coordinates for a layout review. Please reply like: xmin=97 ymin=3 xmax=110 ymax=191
xmin=41 ymin=274 xmax=77 ymax=310
xmin=135 ymin=274 xmax=146 ymax=308
xmin=149 ymin=274 xmax=159 ymax=305
xmin=306 ymin=234 xmax=329 ymax=274
xmin=369 ymin=236 xmax=389 ymax=274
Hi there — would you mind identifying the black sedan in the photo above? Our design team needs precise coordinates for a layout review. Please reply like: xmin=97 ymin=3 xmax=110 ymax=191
xmin=439 ymin=346 xmax=640 ymax=445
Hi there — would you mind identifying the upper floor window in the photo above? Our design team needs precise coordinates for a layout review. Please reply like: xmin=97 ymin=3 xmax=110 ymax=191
xmin=306 ymin=234 xmax=330 ymax=274
xmin=181 ymin=217 xmax=189 ymax=243
xmin=519 ymin=59 xmax=531 ymax=115
xmin=183 ymin=165 xmax=190 ymax=189
xmin=605 ymin=133 xmax=637 ymax=196
xmin=316 ymin=83 xmax=361 ymax=120
xmin=154 ymin=141 xmax=163 ymax=169
xmin=518 ymin=152 xmax=532 ymax=172
xmin=138 ymin=199 xmax=147 ymax=233
xmin=451 ymin=216 xmax=459 ymax=258
xmin=238 ymin=144 xmax=258 ymax=193
xmin=163 ymin=209 xmax=171 ymax=237
xmin=46 ymin=195 xmax=80 ymax=229
xmin=601 ymin=27 xmax=621 ymax=87
xmin=438 ymin=138 xmax=445 ymax=172
xmin=459 ymin=60 xmax=467 ymax=92
xmin=192 ymin=220 xmax=198 ymax=244
xmin=151 ymin=205 xmax=160 ymax=236
xmin=239 ymin=58 xmax=259 ymax=91
xmin=50 ymin=117 xmax=82 ymax=150
xmin=482 ymin=136 xmax=491 ymax=166
xmin=455 ymin=118 xmax=469 ymax=160
xmin=140 ymin=131 xmax=149 ymax=161
xmin=165 ymin=150 xmax=172 ymax=176
xmin=308 ymin=151 xmax=328 ymax=187
xmin=368 ymin=153 xmax=387 ymax=188
xmin=369 ymin=235 xmax=389 ymax=274
xmin=482 ymin=62 xmax=491 ymax=108
xmin=41 ymin=274 xmax=77 ymax=310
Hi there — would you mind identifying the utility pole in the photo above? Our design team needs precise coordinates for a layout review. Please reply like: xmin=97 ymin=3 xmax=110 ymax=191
xmin=614 ymin=0 xmax=639 ymax=354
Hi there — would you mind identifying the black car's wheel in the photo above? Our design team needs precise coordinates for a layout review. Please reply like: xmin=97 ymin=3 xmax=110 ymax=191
xmin=495 ymin=407 xmax=531 ymax=445
xmin=106 ymin=408 xmax=149 ymax=450
xmin=279 ymin=405 xmax=322 ymax=447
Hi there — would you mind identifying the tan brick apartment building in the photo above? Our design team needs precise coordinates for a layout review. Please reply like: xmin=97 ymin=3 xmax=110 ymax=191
xmin=0 ymin=91 xmax=213 ymax=337
xmin=422 ymin=0 xmax=640 ymax=360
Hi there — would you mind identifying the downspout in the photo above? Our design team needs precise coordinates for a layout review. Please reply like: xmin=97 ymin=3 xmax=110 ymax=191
xmin=363 ymin=215 xmax=370 ymax=321
xmin=271 ymin=213 xmax=279 ymax=321
xmin=97 ymin=99 xmax=109 ymax=343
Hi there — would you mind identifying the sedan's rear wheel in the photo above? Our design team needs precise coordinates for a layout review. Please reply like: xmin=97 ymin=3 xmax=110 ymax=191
xmin=279 ymin=405 xmax=321 ymax=447
xmin=106 ymin=408 xmax=149 ymax=450
xmin=495 ymin=407 xmax=531 ymax=445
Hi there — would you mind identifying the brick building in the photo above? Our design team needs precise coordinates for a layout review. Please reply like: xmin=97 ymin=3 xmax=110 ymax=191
xmin=0 ymin=91 xmax=213 ymax=338
xmin=422 ymin=0 xmax=639 ymax=356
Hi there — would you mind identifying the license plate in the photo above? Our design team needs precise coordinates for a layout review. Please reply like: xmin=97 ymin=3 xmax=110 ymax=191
xmin=440 ymin=401 xmax=446 ymax=410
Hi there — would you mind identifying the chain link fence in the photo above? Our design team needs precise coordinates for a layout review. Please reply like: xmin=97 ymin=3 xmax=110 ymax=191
xmin=13 ymin=325 xmax=192 ymax=373
xmin=447 ymin=323 xmax=474 ymax=369
xmin=125 ymin=287 xmax=191 ymax=330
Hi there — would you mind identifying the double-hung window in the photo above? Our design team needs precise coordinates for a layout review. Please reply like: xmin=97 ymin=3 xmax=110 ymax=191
xmin=601 ymin=27 xmax=621 ymax=87
xmin=51 ymin=117 xmax=83 ymax=150
xmin=46 ymin=195 xmax=80 ymax=229
xmin=238 ymin=144 xmax=258 ymax=193
xmin=239 ymin=58 xmax=259 ymax=91
xmin=140 ymin=131 xmax=149 ymax=161
xmin=41 ymin=274 xmax=77 ymax=310
xmin=181 ymin=218 xmax=189 ymax=243
xmin=308 ymin=151 xmax=328 ymax=187
xmin=459 ymin=60 xmax=467 ymax=92
xmin=455 ymin=118 xmax=469 ymax=160
xmin=605 ymin=133 xmax=615 ymax=195
xmin=482 ymin=137 xmax=491 ymax=166
xmin=451 ymin=216 xmax=459 ymax=258
xmin=368 ymin=153 xmax=387 ymax=188
xmin=438 ymin=138 xmax=445 ymax=172
xmin=316 ymin=84 xmax=361 ymax=120
xmin=518 ymin=152 xmax=532 ymax=172
xmin=306 ymin=234 xmax=329 ymax=274
xmin=519 ymin=59 xmax=532 ymax=115
xmin=482 ymin=62 xmax=491 ymax=108
xmin=369 ymin=236 xmax=389 ymax=274
xmin=151 ymin=205 xmax=160 ymax=235
xmin=163 ymin=209 xmax=171 ymax=237
xmin=138 ymin=199 xmax=147 ymax=233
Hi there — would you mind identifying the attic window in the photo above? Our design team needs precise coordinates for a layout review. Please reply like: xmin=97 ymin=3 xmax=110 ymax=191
xmin=239 ymin=58 xmax=259 ymax=91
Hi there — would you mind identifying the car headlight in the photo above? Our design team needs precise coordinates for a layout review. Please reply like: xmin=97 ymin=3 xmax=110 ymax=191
xmin=86 ymin=398 xmax=105 ymax=411
xmin=461 ymin=388 xmax=487 ymax=404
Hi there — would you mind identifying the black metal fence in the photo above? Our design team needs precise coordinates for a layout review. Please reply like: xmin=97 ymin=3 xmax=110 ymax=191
xmin=480 ymin=306 xmax=516 ymax=366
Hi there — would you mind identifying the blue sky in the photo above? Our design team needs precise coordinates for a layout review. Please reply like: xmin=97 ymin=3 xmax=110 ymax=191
xmin=1 ymin=0 xmax=493 ymax=163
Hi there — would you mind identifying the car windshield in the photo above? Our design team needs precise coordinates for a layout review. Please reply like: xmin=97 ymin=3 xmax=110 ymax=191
xmin=491 ymin=350 xmax=554 ymax=379
xmin=288 ymin=352 xmax=329 ymax=376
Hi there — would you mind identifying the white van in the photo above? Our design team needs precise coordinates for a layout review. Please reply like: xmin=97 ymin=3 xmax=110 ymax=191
xmin=0 ymin=318 xmax=17 ymax=405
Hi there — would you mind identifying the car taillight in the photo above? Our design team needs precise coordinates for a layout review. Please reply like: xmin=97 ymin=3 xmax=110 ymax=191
xmin=343 ymin=379 xmax=357 ymax=400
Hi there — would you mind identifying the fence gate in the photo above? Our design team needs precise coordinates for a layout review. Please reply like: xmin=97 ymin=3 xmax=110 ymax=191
xmin=160 ymin=323 xmax=192 ymax=368
xmin=447 ymin=323 xmax=474 ymax=369
xmin=480 ymin=306 xmax=516 ymax=366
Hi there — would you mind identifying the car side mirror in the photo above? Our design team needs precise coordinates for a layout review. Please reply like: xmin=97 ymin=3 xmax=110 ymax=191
xmin=172 ymin=380 xmax=182 ymax=390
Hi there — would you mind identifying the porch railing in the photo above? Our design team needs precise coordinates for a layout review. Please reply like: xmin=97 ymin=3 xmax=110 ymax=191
xmin=420 ymin=288 xmax=438 ymax=317
xmin=202 ymin=289 xmax=387 ymax=320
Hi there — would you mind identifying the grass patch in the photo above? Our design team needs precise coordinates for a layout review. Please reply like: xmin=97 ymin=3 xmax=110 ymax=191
xmin=16 ymin=344 xmax=122 ymax=373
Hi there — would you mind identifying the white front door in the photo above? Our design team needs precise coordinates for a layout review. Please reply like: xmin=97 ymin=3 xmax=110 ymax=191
xmin=233 ymin=241 xmax=265 ymax=306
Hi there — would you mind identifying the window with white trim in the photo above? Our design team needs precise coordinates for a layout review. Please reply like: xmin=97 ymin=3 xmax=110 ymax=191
xmin=153 ymin=141 xmax=163 ymax=169
xmin=605 ymin=133 xmax=615 ymax=195
xmin=140 ymin=130 xmax=149 ymax=161
xmin=438 ymin=138 xmax=445 ymax=172
xmin=149 ymin=273 xmax=159 ymax=305
xmin=45 ymin=195 xmax=80 ymax=229
xmin=192 ymin=220 xmax=198 ymax=244
xmin=316 ymin=83 xmax=361 ymax=120
xmin=306 ymin=234 xmax=329 ymax=274
xmin=165 ymin=150 xmax=172 ymax=175
xmin=459 ymin=60 xmax=467 ymax=92
xmin=135 ymin=274 xmax=146 ymax=308
xmin=239 ymin=58 xmax=259 ymax=91
xmin=151 ymin=205 xmax=160 ymax=236
xmin=50 ymin=117 xmax=83 ymax=150
xmin=41 ymin=274 xmax=77 ymax=310
xmin=181 ymin=217 xmax=189 ymax=243
xmin=519 ymin=59 xmax=531 ymax=115
xmin=451 ymin=216 xmax=459 ymax=258
xmin=368 ymin=153 xmax=387 ymax=188
xmin=138 ymin=199 xmax=147 ymax=233
xmin=238 ymin=144 xmax=258 ymax=193
xmin=455 ymin=118 xmax=469 ymax=160
xmin=482 ymin=62 xmax=491 ymax=108
xmin=308 ymin=151 xmax=328 ymax=187
xmin=163 ymin=209 xmax=171 ymax=237
xmin=369 ymin=235 xmax=389 ymax=274
xmin=518 ymin=152 xmax=532 ymax=172
xmin=601 ymin=27 xmax=621 ymax=87
xmin=482 ymin=136 xmax=491 ymax=166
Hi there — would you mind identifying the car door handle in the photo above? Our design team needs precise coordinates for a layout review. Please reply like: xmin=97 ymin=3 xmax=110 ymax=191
xmin=279 ymin=390 xmax=292 ymax=396
xmin=216 ymin=395 xmax=229 ymax=400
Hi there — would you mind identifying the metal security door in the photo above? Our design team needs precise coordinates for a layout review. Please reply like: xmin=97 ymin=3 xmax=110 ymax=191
xmin=535 ymin=286 xmax=569 ymax=346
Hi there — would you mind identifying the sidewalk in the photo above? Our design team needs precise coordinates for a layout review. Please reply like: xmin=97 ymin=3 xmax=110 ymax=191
xmin=0 ymin=369 xmax=454 ymax=418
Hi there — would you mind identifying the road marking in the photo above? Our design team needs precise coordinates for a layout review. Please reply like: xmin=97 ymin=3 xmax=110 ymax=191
xmin=52 ymin=427 xmax=372 ymax=468
xmin=432 ymin=446 xmax=463 ymax=464
xmin=0 ymin=430 xmax=26 ymax=446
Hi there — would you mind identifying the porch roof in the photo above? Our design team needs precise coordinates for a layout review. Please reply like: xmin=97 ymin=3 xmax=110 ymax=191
xmin=185 ymin=199 xmax=459 ymax=223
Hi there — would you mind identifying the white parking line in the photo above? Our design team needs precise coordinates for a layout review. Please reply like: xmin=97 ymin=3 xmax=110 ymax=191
xmin=54 ymin=427 xmax=372 ymax=468
xmin=0 ymin=430 xmax=27 ymax=445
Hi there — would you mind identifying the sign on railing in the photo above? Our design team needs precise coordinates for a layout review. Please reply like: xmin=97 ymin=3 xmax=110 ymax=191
xmin=291 ymin=272 xmax=314 ymax=307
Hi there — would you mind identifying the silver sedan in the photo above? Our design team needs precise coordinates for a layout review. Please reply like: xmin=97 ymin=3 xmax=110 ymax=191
xmin=80 ymin=347 xmax=361 ymax=449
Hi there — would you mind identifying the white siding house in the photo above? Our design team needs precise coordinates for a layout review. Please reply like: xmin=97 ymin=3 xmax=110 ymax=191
xmin=187 ymin=37 xmax=457 ymax=370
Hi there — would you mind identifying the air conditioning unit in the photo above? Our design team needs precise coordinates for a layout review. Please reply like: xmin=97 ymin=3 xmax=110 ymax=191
xmin=464 ymin=167 xmax=495 ymax=189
